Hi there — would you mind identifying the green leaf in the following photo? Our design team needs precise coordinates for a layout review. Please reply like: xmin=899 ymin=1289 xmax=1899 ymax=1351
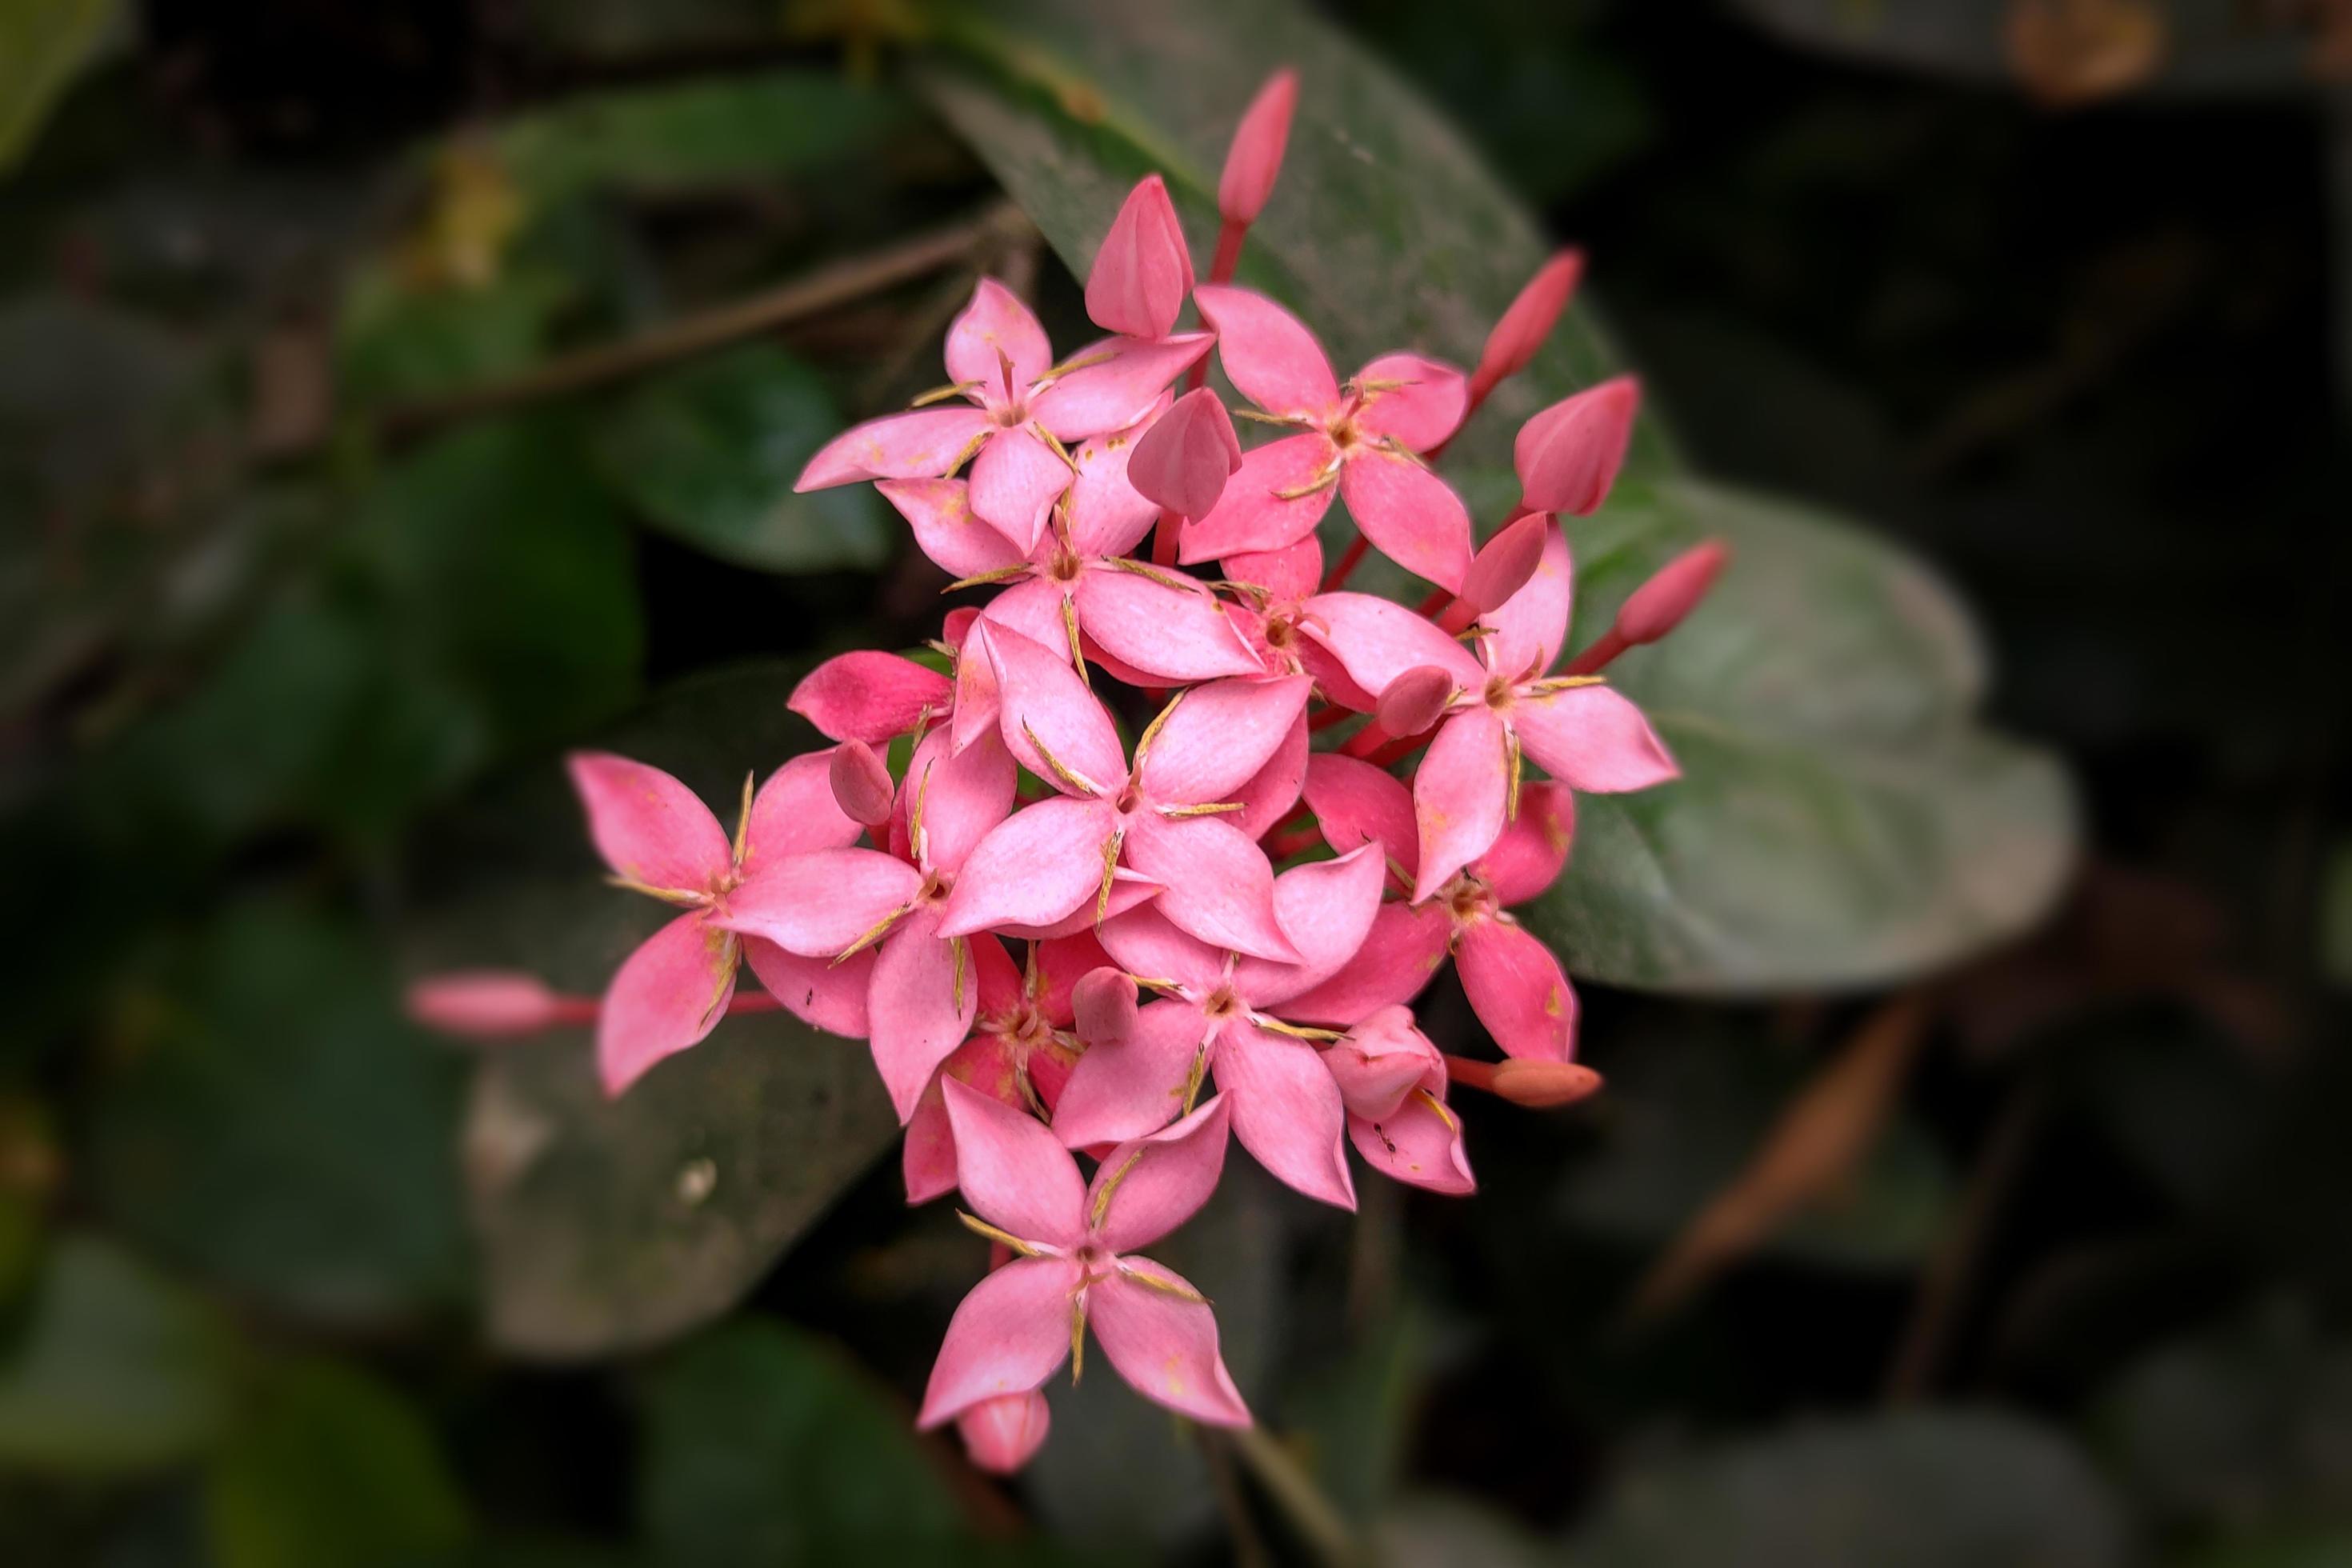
xmin=0 ymin=1235 xmax=232 ymax=1477
xmin=2320 ymin=842 xmax=2352 ymax=988
xmin=1568 ymin=1410 xmax=2131 ymax=1567
xmin=408 ymin=663 xmax=898 ymax=1358
xmin=914 ymin=0 xmax=2076 ymax=994
xmin=638 ymin=1321 xmax=961 ymax=1566
xmin=206 ymin=1358 xmax=471 ymax=1568
xmin=0 ymin=0 xmax=114 ymax=174
xmin=596 ymin=345 xmax=892 ymax=574
xmin=337 ymin=262 xmax=577 ymax=408
xmin=90 ymin=903 xmax=474 ymax=1323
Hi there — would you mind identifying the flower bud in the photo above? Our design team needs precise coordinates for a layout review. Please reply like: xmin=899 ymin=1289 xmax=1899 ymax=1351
xmin=1514 ymin=375 xmax=1639 ymax=517
xmin=1071 ymin=967 xmax=1140 ymax=1050
xmin=1458 ymin=513 xmax=1550 ymax=614
xmin=1218 ymin=70 xmax=1298 ymax=225
xmin=957 ymin=1390 xmax=1051 ymax=1475
xmin=1490 ymin=1058 xmax=1602 ymax=1109
xmin=1374 ymin=665 xmax=1456 ymax=738
xmin=1615 ymin=541 xmax=1727 ymax=646
xmin=1326 ymin=1005 xmax=1443 ymax=1120
xmin=1086 ymin=174 xmax=1196 ymax=339
xmin=829 ymin=740 xmax=896 ymax=829
xmin=1473 ymin=249 xmax=1583 ymax=394
xmin=1127 ymin=388 xmax=1242 ymax=519
xmin=406 ymin=971 xmax=566 ymax=1039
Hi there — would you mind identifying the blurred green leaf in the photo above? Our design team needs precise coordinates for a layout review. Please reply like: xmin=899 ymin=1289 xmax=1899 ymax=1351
xmin=0 ymin=0 xmax=114 ymax=174
xmin=1373 ymin=1493 xmax=1556 ymax=1568
xmin=0 ymin=1236 xmax=231 ymax=1477
xmin=338 ymin=263 xmax=578 ymax=408
xmin=206 ymin=1357 xmax=471 ymax=1568
xmin=1568 ymin=1410 xmax=2131 ymax=1566
xmin=91 ymin=903 xmax=473 ymax=1322
xmin=2319 ymin=842 xmax=2352 ymax=988
xmin=638 ymin=1321 xmax=959 ymax=1566
xmin=596 ymin=344 xmax=892 ymax=573
xmin=915 ymin=0 xmax=2076 ymax=994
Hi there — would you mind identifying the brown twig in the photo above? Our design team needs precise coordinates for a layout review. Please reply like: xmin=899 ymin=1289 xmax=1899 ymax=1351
xmin=1198 ymin=1428 xmax=1274 ymax=1568
xmin=1227 ymin=1426 xmax=1356 ymax=1567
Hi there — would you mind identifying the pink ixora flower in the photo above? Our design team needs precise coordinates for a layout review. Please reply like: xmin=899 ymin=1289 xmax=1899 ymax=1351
xmin=1178 ymin=285 xmax=1474 ymax=592
xmin=1286 ymin=754 xmax=1582 ymax=1062
xmin=918 ymin=1082 xmax=1249 ymax=1430
xmin=568 ymin=750 xmax=861 ymax=1094
xmin=1051 ymin=846 xmax=1387 ymax=1208
xmin=795 ymin=278 xmax=1210 ymax=554
xmin=938 ymin=625 xmax=1311 ymax=962
xmin=1322 ymin=1006 xmax=1474 ymax=1194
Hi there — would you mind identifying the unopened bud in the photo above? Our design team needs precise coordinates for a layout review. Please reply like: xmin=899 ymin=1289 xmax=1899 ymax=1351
xmin=1514 ymin=375 xmax=1639 ymax=517
xmin=1490 ymin=1058 xmax=1603 ymax=1109
xmin=1375 ymin=665 xmax=1455 ymax=738
xmin=1326 ymin=1005 xmax=1442 ymax=1120
xmin=1218 ymin=70 xmax=1298 ymax=225
xmin=1616 ymin=541 xmax=1727 ymax=646
xmin=958 ymin=1390 xmax=1050 ymax=1475
xmin=829 ymin=740 xmax=896 ymax=828
xmin=406 ymin=971 xmax=567 ymax=1039
xmin=1086 ymin=174 xmax=1195 ymax=339
xmin=1072 ymin=967 xmax=1140 ymax=1050
xmin=1473 ymin=249 xmax=1583 ymax=395
xmin=1128 ymin=387 xmax=1242 ymax=519
xmin=1459 ymin=513 xmax=1550 ymax=614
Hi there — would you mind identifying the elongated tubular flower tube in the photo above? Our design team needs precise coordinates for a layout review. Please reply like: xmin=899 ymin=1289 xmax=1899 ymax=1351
xmin=1564 ymin=539 xmax=1730 ymax=675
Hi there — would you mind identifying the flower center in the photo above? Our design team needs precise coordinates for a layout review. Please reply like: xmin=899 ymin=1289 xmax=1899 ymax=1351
xmin=1202 ymin=988 xmax=1241 ymax=1020
xmin=1484 ymin=674 xmax=1514 ymax=711
xmin=1048 ymin=547 xmax=1083 ymax=583
xmin=993 ymin=402 xmax=1027 ymax=430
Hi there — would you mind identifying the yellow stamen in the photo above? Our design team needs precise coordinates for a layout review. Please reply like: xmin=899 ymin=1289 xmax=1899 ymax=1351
xmin=1102 ymin=557 xmax=1197 ymax=593
xmin=1179 ymin=1038 xmax=1211 ymax=1114
xmin=1414 ymin=1086 xmax=1460 ymax=1134
xmin=1252 ymin=1016 xmax=1345 ymax=1042
xmin=950 ymin=934 xmax=968 ymax=1016
xmin=909 ymin=760 xmax=934 ymax=866
xmin=731 ymin=770 xmax=754 ymax=870
xmin=604 ymin=875 xmax=706 ymax=908
xmin=1132 ymin=687 xmax=1187 ymax=773
xmin=1069 ymin=1296 xmax=1087 ymax=1385
xmin=1090 ymin=1147 xmax=1147 ymax=1231
xmin=942 ymin=563 xmax=1031 ymax=593
xmin=1031 ymin=348 xmax=1115 ymax=388
xmin=946 ymin=427 xmax=993 ymax=477
xmin=957 ymin=1210 xmax=1042 ymax=1257
xmin=908 ymin=380 xmax=981 ymax=407
xmin=1095 ymin=828 xmax=1124 ymax=925
xmin=1062 ymin=592 xmax=1088 ymax=686
xmin=1523 ymin=674 xmax=1607 ymax=695
xmin=1233 ymin=407 xmax=1317 ymax=428
xmin=1033 ymin=422 xmax=1081 ymax=474
xmin=1504 ymin=726 xmax=1523 ymax=822
xmin=1158 ymin=801 xmax=1245 ymax=818
xmin=832 ymin=902 xmax=913 ymax=966
xmin=1121 ymin=1263 xmax=1208 ymax=1304
xmin=1022 ymin=720 xmax=1101 ymax=797
xmin=1272 ymin=463 xmax=1342 ymax=502
xmin=701 ymin=934 xmax=741 ymax=1027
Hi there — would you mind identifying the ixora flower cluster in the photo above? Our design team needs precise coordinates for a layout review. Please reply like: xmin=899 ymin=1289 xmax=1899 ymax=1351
xmin=410 ymin=71 xmax=1725 ymax=1473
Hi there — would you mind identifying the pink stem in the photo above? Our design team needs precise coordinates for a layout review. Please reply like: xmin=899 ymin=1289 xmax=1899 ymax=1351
xmin=1180 ymin=220 xmax=1252 ymax=396
xmin=1563 ymin=627 xmax=1630 ymax=676
xmin=1262 ymin=823 xmax=1323 ymax=861
xmin=1307 ymin=702 xmax=1355 ymax=733
xmin=1150 ymin=506 xmax=1182 ymax=568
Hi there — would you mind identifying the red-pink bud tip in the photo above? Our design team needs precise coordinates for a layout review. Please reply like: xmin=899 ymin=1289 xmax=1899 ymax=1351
xmin=1474 ymin=248 xmax=1584 ymax=391
xmin=958 ymin=1390 xmax=1050 ymax=1475
xmin=1218 ymin=69 xmax=1298 ymax=226
xmin=1374 ymin=665 xmax=1456 ymax=738
xmin=1615 ymin=540 xmax=1728 ymax=646
xmin=1086 ymin=174 xmax=1196 ymax=340
xmin=1459 ymin=512 xmax=1550 ymax=614
xmin=1072 ymin=966 xmax=1141 ymax=1051
xmin=1514 ymin=375 xmax=1640 ymax=518
xmin=830 ymin=740 xmax=896 ymax=828
xmin=1492 ymin=1059 xmax=1603 ymax=1109
xmin=406 ymin=971 xmax=565 ymax=1039
xmin=1127 ymin=387 xmax=1242 ymax=519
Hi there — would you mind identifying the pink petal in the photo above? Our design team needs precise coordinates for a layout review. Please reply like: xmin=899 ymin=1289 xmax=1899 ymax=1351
xmin=972 ymin=576 xmax=1070 ymax=664
xmin=714 ymin=848 xmax=921 ymax=956
xmin=1350 ymin=1095 xmax=1474 ymax=1195
xmin=1089 ymin=1094 xmax=1232 ymax=1253
xmin=1034 ymin=930 xmax=1114 ymax=1024
xmin=1174 ymin=432 xmax=1338 ymax=563
xmin=945 ymin=277 xmax=1053 ymax=393
xmin=990 ymin=869 xmax=1159 ymax=942
xmin=1222 ymin=536 xmax=1322 ymax=603
xmin=829 ymin=741 xmax=895 ymax=829
xmin=1322 ymin=1005 xmax=1442 ymax=1120
xmin=1459 ymin=512 xmax=1550 ymax=617
xmin=597 ymin=913 xmax=736 ymax=1096
xmin=1301 ymin=753 xmax=1419 ymax=880
xmin=1352 ymin=352 xmax=1468 ymax=452
xmin=904 ymin=726 xmax=1018 ymax=875
xmin=1278 ymin=902 xmax=1454 ymax=1028
xmin=1472 ymin=782 xmax=1574 ymax=906
xmin=1412 ymin=709 xmax=1511 ymax=903
xmin=1214 ymin=1020 xmax=1356 ymax=1209
xmin=1191 ymin=285 xmax=1338 ymax=418
xmin=741 ymin=750 xmax=864 ymax=870
xmin=1126 ymin=386 xmax=1241 ymax=521
xmin=790 ymin=651 xmax=954 ymax=746
xmin=1478 ymin=518 xmax=1571 ymax=682
xmin=1086 ymin=175 xmax=1196 ymax=340
xmin=918 ymin=1254 xmax=1083 ymax=1427
xmin=937 ymin=795 xmax=1121 ymax=938
xmin=1094 ymin=903 xmax=1226 ymax=995
xmin=742 ymin=939 xmax=874 ymax=1038
xmin=972 ymin=934 xmax=1027 ymax=1019
xmin=957 ymin=1390 xmax=1052 ymax=1475
xmin=1512 ymin=685 xmax=1678 ymax=793
xmin=1123 ymin=813 xmax=1299 ymax=962
xmin=1139 ymin=675 xmax=1311 ymax=806
xmin=1218 ymin=69 xmax=1297 ymax=225
xmin=1087 ymin=1262 xmax=1251 ymax=1426
xmin=969 ymin=425 xmax=1071 ymax=555
xmin=870 ymin=910 xmax=981 ymax=1122
xmin=882 ymin=477 xmax=1025 ymax=581
xmin=1338 ymin=450 xmax=1472 ymax=594
xmin=1031 ymin=333 xmax=1215 ymax=443
xmin=1234 ymin=846 xmax=1388 ymax=1008
xmin=797 ymin=406 xmax=994 ymax=490
xmin=1455 ymin=914 xmax=1578 ymax=1061
xmin=950 ymin=622 xmax=1002 ymax=757
xmin=1230 ymin=712 xmax=1308 ymax=839
xmin=568 ymin=752 xmax=730 ymax=892
xmin=1050 ymin=997 xmax=1211 ymax=1150
xmin=903 ymin=1076 xmax=959 ymax=1206
xmin=1296 ymin=591 xmax=1485 ymax=697
xmin=981 ymin=623 xmax=1124 ymax=793
xmin=1074 ymin=567 xmax=1262 ymax=682
xmin=1066 ymin=414 xmax=1164 ymax=561
xmin=1514 ymin=375 xmax=1639 ymax=517
xmin=1071 ymin=967 xmax=1139 ymax=1050
xmin=941 ymin=1076 xmax=1086 ymax=1247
